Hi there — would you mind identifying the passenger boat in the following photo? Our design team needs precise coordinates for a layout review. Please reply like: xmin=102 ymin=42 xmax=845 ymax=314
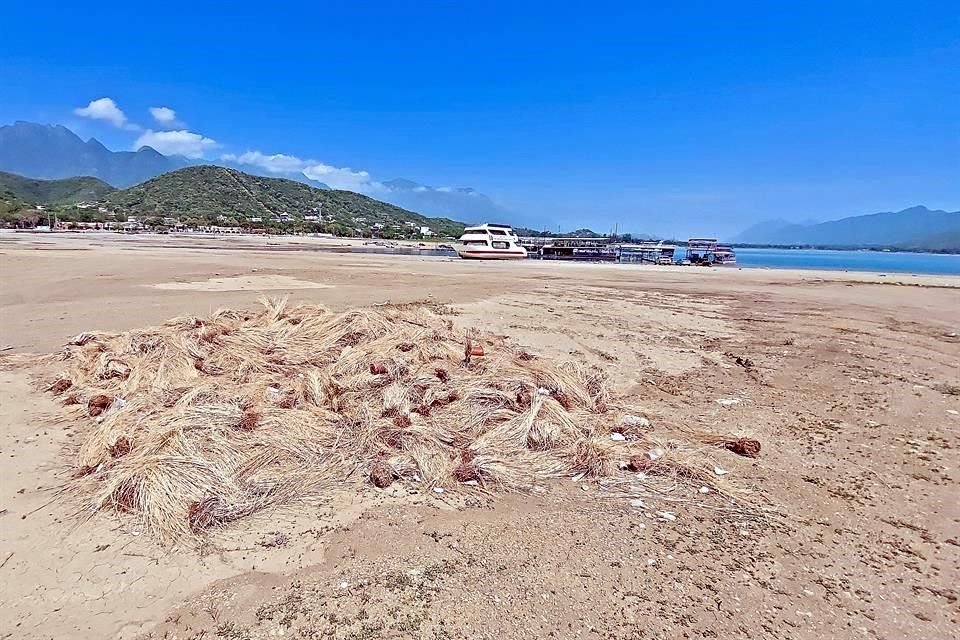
xmin=685 ymin=238 xmax=737 ymax=265
xmin=456 ymin=224 xmax=528 ymax=259
xmin=618 ymin=241 xmax=678 ymax=264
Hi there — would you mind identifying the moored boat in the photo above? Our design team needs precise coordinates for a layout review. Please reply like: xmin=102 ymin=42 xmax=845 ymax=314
xmin=685 ymin=238 xmax=737 ymax=265
xmin=456 ymin=224 xmax=528 ymax=259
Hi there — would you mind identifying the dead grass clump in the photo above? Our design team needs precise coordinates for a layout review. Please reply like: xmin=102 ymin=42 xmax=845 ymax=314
xmin=238 ymin=409 xmax=261 ymax=432
xmin=369 ymin=460 xmax=395 ymax=488
xmin=87 ymin=394 xmax=113 ymax=417
xmin=109 ymin=436 xmax=132 ymax=458
xmin=16 ymin=297 xmax=749 ymax=543
xmin=49 ymin=378 xmax=73 ymax=395
xmin=934 ymin=382 xmax=960 ymax=396
xmin=695 ymin=432 xmax=762 ymax=458
xmin=725 ymin=438 xmax=761 ymax=457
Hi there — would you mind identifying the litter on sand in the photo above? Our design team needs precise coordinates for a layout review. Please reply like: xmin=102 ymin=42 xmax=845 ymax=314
xmin=10 ymin=298 xmax=760 ymax=543
xmin=715 ymin=398 xmax=742 ymax=407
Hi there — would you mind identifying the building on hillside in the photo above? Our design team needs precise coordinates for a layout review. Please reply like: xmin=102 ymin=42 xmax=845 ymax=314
xmin=304 ymin=214 xmax=319 ymax=221
xmin=419 ymin=226 xmax=434 ymax=236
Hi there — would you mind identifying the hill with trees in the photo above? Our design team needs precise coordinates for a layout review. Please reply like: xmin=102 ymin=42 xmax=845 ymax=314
xmin=103 ymin=166 xmax=466 ymax=236
xmin=0 ymin=171 xmax=116 ymax=205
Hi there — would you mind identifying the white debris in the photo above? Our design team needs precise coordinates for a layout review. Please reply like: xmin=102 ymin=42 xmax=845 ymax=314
xmin=713 ymin=466 xmax=729 ymax=476
xmin=621 ymin=415 xmax=651 ymax=428
xmin=629 ymin=498 xmax=649 ymax=509
xmin=339 ymin=581 xmax=349 ymax=590
xmin=432 ymin=487 xmax=445 ymax=494
xmin=537 ymin=387 xmax=551 ymax=396
xmin=635 ymin=472 xmax=649 ymax=481
xmin=637 ymin=523 xmax=646 ymax=529
xmin=948 ymin=410 xmax=959 ymax=416
xmin=715 ymin=398 xmax=741 ymax=407
xmin=699 ymin=486 xmax=711 ymax=494
xmin=463 ymin=480 xmax=479 ymax=486
xmin=647 ymin=447 xmax=665 ymax=461
xmin=657 ymin=511 xmax=677 ymax=521
xmin=609 ymin=432 xmax=626 ymax=442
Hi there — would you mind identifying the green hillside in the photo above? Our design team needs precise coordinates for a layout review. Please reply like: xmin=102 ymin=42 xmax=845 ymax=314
xmin=106 ymin=165 xmax=465 ymax=236
xmin=0 ymin=171 xmax=116 ymax=204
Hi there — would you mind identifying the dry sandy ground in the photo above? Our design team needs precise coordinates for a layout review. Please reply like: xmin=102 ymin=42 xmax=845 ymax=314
xmin=0 ymin=232 xmax=958 ymax=639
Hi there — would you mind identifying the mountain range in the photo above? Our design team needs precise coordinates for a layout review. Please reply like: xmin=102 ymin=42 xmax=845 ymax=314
xmin=0 ymin=121 xmax=183 ymax=187
xmin=733 ymin=206 xmax=960 ymax=250
xmin=0 ymin=121 xmax=515 ymax=224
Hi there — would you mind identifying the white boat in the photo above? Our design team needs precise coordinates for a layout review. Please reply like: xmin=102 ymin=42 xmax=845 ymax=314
xmin=456 ymin=224 xmax=528 ymax=259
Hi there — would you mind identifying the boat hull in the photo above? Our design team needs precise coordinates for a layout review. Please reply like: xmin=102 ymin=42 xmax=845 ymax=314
xmin=456 ymin=247 xmax=527 ymax=260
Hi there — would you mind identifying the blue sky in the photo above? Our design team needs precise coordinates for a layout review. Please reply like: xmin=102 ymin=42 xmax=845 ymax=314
xmin=1 ymin=1 xmax=958 ymax=237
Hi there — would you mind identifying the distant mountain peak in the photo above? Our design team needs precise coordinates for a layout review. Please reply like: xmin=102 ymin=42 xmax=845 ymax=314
xmin=383 ymin=178 xmax=422 ymax=190
xmin=85 ymin=137 xmax=109 ymax=152
xmin=135 ymin=145 xmax=164 ymax=157
xmin=0 ymin=120 xmax=178 ymax=187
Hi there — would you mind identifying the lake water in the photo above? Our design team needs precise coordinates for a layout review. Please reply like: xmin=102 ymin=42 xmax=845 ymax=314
xmin=734 ymin=248 xmax=960 ymax=275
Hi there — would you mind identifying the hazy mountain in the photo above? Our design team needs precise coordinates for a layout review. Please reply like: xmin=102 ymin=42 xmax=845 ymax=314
xmin=0 ymin=121 xmax=183 ymax=187
xmin=0 ymin=171 xmax=115 ymax=204
xmin=733 ymin=206 xmax=960 ymax=248
xmin=376 ymin=178 xmax=522 ymax=226
xmin=105 ymin=166 xmax=466 ymax=236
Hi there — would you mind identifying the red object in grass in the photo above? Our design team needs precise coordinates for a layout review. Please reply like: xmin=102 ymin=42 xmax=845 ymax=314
xmin=469 ymin=344 xmax=485 ymax=357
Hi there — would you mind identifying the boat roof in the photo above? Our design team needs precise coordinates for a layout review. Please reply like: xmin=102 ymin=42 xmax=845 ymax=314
xmin=463 ymin=223 xmax=515 ymax=232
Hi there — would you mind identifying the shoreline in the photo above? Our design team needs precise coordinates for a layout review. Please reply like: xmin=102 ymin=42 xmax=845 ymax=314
xmin=2 ymin=230 xmax=960 ymax=285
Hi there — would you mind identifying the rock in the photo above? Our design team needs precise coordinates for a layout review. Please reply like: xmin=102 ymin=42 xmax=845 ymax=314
xmin=647 ymin=447 xmax=665 ymax=461
xmin=715 ymin=398 xmax=741 ymax=407
xmin=713 ymin=466 xmax=729 ymax=476
xmin=609 ymin=433 xmax=626 ymax=442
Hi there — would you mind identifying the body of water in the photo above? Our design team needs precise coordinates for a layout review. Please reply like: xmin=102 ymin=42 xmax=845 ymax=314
xmin=734 ymin=247 xmax=960 ymax=275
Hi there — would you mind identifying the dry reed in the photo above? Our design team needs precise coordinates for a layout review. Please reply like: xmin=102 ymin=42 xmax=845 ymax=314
xmin=14 ymin=298 xmax=756 ymax=543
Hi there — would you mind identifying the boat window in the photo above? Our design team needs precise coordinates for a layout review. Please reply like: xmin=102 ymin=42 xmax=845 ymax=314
xmin=462 ymin=240 xmax=489 ymax=246
xmin=488 ymin=229 xmax=508 ymax=235
xmin=491 ymin=241 xmax=510 ymax=249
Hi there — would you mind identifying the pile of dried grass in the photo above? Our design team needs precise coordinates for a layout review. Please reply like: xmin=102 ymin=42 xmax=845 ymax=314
xmin=15 ymin=298 xmax=754 ymax=542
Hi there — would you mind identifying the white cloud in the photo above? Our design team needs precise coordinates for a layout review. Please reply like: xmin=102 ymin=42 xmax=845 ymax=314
xmin=222 ymin=151 xmax=308 ymax=174
xmin=223 ymin=149 xmax=380 ymax=192
xmin=303 ymin=163 xmax=377 ymax=191
xmin=135 ymin=129 xmax=218 ymax=158
xmin=74 ymin=97 xmax=139 ymax=130
xmin=149 ymin=106 xmax=181 ymax=127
